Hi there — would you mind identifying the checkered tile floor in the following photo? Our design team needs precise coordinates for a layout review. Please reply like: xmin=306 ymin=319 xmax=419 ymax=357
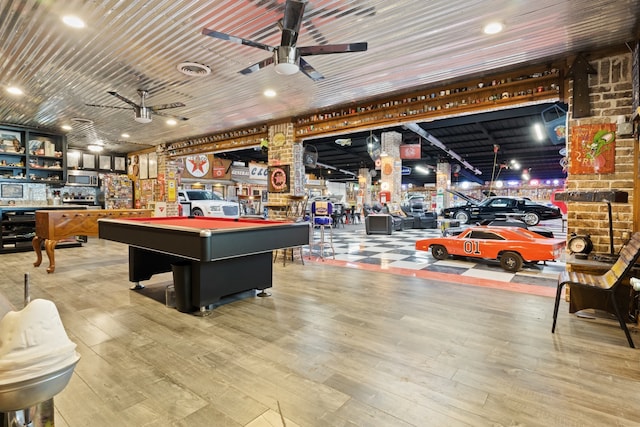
xmin=304 ymin=218 xmax=567 ymax=289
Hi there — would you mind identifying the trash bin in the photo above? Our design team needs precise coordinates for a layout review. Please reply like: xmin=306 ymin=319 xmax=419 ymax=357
xmin=171 ymin=262 xmax=192 ymax=313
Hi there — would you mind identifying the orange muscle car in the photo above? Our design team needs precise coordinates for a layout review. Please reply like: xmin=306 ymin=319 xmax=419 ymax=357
xmin=415 ymin=225 xmax=565 ymax=272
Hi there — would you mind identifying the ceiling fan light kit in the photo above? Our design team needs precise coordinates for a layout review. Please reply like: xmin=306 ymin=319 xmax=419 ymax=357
xmin=135 ymin=108 xmax=152 ymax=124
xmin=274 ymin=46 xmax=300 ymax=75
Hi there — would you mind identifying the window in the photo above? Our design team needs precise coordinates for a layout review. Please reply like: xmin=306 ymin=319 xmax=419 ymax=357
xmin=467 ymin=230 xmax=505 ymax=240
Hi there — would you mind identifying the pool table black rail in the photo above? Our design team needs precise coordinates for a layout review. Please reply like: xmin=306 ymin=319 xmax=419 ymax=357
xmin=98 ymin=218 xmax=310 ymax=261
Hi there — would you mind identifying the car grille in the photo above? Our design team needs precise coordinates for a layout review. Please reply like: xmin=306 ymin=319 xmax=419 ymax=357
xmin=223 ymin=205 xmax=239 ymax=216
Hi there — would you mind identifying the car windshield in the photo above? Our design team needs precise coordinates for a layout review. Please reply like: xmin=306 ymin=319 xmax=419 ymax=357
xmin=186 ymin=191 xmax=222 ymax=201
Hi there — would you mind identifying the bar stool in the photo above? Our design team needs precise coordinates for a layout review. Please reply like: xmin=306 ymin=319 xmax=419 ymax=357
xmin=309 ymin=200 xmax=335 ymax=260
xmin=273 ymin=195 xmax=308 ymax=266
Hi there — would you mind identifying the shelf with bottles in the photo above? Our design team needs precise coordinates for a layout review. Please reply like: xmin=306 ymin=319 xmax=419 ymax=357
xmin=295 ymin=67 xmax=561 ymax=137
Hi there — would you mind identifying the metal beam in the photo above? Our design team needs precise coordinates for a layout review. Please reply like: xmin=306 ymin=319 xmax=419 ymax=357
xmin=403 ymin=123 xmax=482 ymax=175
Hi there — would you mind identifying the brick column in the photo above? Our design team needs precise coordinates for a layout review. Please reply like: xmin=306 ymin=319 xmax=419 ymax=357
xmin=565 ymin=52 xmax=634 ymax=252
xmin=267 ymin=122 xmax=304 ymax=219
xmin=380 ymin=131 xmax=402 ymax=203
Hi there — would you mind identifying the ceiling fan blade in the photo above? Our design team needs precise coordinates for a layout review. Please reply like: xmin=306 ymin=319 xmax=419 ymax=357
xmin=152 ymin=111 xmax=189 ymax=121
xmin=148 ymin=102 xmax=186 ymax=111
xmin=298 ymin=42 xmax=368 ymax=56
xmin=239 ymin=56 xmax=275 ymax=75
xmin=107 ymin=91 xmax=139 ymax=108
xmin=202 ymin=28 xmax=274 ymax=52
xmin=299 ymin=57 xmax=324 ymax=81
xmin=85 ymin=103 xmax=131 ymax=110
xmin=280 ymin=0 xmax=306 ymax=47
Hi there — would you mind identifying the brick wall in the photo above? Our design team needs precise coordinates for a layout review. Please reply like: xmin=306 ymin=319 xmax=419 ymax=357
xmin=566 ymin=52 xmax=635 ymax=252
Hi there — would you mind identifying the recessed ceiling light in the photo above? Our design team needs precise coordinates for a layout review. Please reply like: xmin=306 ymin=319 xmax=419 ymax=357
xmin=61 ymin=125 xmax=72 ymax=131
xmin=62 ymin=15 xmax=85 ymax=29
xmin=264 ymin=89 xmax=276 ymax=97
xmin=177 ymin=62 xmax=211 ymax=76
xmin=483 ymin=22 xmax=504 ymax=35
xmin=87 ymin=144 xmax=103 ymax=152
xmin=121 ymin=133 xmax=130 ymax=138
xmin=166 ymin=119 xmax=177 ymax=126
xmin=6 ymin=86 xmax=23 ymax=95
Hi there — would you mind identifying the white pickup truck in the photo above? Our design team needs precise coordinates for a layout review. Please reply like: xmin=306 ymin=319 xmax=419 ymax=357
xmin=178 ymin=190 xmax=239 ymax=218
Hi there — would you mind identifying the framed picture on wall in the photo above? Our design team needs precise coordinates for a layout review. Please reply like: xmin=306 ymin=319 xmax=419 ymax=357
xmin=139 ymin=153 xmax=148 ymax=179
xmin=1 ymin=183 xmax=23 ymax=198
xmin=114 ymin=156 xmax=126 ymax=171
xmin=148 ymin=152 xmax=157 ymax=179
xmin=99 ymin=155 xmax=112 ymax=170
xmin=82 ymin=153 xmax=95 ymax=169
xmin=67 ymin=150 xmax=80 ymax=169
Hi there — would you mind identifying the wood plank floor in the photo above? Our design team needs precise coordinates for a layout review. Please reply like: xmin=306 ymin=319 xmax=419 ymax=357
xmin=1 ymin=238 xmax=640 ymax=426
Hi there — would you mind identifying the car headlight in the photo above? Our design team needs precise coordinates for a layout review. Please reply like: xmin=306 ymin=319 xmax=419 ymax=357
xmin=210 ymin=205 xmax=222 ymax=212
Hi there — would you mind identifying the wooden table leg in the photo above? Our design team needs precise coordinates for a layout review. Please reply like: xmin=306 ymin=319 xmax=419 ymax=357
xmin=33 ymin=236 xmax=43 ymax=267
xmin=44 ymin=239 xmax=58 ymax=273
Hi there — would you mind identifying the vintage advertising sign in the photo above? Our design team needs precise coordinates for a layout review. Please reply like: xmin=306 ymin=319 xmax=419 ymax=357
xmin=400 ymin=143 xmax=421 ymax=159
xmin=569 ymin=123 xmax=616 ymax=174
xmin=183 ymin=155 xmax=232 ymax=179
xmin=268 ymin=164 xmax=290 ymax=193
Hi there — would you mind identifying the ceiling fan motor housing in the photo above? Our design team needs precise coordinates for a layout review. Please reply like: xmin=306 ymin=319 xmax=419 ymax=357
xmin=135 ymin=107 xmax=152 ymax=123
xmin=275 ymin=46 xmax=300 ymax=75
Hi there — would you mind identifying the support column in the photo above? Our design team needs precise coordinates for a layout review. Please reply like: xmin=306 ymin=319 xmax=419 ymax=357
xmin=358 ymin=167 xmax=371 ymax=211
xmin=380 ymin=131 xmax=402 ymax=204
xmin=435 ymin=161 xmax=451 ymax=213
xmin=267 ymin=122 xmax=304 ymax=219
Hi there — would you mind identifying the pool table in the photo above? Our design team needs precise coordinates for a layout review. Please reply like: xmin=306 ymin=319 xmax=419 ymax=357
xmin=98 ymin=216 xmax=310 ymax=312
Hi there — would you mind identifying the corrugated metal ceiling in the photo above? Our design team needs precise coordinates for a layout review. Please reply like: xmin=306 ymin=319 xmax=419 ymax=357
xmin=0 ymin=0 xmax=638 ymax=182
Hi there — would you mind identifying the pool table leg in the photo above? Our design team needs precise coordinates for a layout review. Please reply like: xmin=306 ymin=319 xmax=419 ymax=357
xmin=44 ymin=239 xmax=58 ymax=273
xmin=32 ymin=236 xmax=43 ymax=267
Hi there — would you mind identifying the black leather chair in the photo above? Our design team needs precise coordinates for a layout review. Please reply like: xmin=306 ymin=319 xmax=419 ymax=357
xmin=364 ymin=203 xmax=404 ymax=231
xmin=401 ymin=205 xmax=437 ymax=229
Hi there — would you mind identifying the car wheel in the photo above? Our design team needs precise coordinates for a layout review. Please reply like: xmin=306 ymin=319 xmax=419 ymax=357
xmin=191 ymin=208 xmax=204 ymax=216
xmin=454 ymin=211 xmax=470 ymax=224
xmin=431 ymin=244 xmax=449 ymax=260
xmin=500 ymin=251 xmax=523 ymax=272
xmin=523 ymin=212 xmax=540 ymax=226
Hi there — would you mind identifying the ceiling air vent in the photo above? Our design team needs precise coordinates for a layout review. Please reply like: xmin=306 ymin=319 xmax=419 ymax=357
xmin=177 ymin=62 xmax=211 ymax=76
xmin=70 ymin=118 xmax=94 ymax=125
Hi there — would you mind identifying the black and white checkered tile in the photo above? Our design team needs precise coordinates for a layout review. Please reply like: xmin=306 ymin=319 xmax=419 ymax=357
xmin=306 ymin=218 xmax=567 ymax=288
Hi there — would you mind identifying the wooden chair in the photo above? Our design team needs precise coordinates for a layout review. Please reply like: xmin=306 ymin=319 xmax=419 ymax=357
xmin=552 ymin=232 xmax=640 ymax=348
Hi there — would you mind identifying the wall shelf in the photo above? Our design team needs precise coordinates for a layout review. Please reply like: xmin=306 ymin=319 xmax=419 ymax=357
xmin=0 ymin=127 xmax=67 ymax=184
xmin=294 ymin=67 xmax=562 ymax=138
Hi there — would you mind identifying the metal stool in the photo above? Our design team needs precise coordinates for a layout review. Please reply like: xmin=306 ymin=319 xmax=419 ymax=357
xmin=309 ymin=200 xmax=335 ymax=260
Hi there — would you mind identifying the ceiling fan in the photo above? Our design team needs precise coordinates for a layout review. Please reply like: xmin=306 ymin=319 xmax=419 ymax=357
xmin=86 ymin=90 xmax=189 ymax=123
xmin=202 ymin=0 xmax=368 ymax=81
